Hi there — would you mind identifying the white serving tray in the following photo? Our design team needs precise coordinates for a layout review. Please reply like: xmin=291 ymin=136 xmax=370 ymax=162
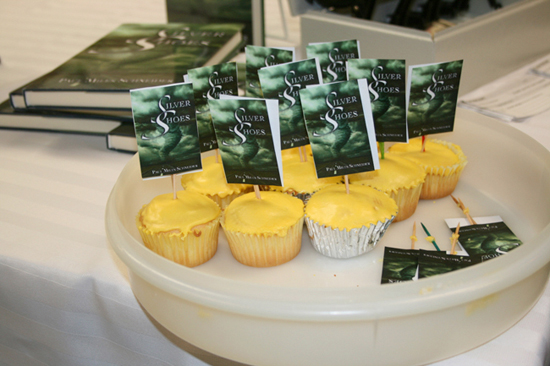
xmin=106 ymin=108 xmax=550 ymax=366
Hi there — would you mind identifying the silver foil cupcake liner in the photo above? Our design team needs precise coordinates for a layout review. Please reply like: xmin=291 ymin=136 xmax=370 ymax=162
xmin=305 ymin=215 xmax=395 ymax=259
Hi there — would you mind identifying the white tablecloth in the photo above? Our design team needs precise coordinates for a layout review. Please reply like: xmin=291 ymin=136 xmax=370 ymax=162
xmin=1 ymin=1 xmax=550 ymax=365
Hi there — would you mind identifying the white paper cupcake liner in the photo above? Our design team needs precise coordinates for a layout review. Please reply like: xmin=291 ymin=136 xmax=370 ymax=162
xmin=305 ymin=215 xmax=394 ymax=259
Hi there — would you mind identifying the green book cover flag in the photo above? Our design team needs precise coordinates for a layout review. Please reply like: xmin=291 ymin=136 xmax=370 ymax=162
xmin=300 ymin=78 xmax=379 ymax=179
xmin=258 ymin=58 xmax=322 ymax=150
xmin=186 ymin=62 xmax=240 ymax=152
xmin=245 ymin=45 xmax=295 ymax=98
xmin=131 ymin=82 xmax=202 ymax=180
xmin=407 ymin=60 xmax=463 ymax=138
xmin=347 ymin=58 xmax=407 ymax=142
xmin=306 ymin=39 xmax=360 ymax=84
xmin=208 ymin=96 xmax=283 ymax=186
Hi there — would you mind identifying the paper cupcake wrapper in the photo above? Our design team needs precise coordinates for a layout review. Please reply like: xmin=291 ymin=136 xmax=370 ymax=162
xmin=390 ymin=183 xmax=423 ymax=222
xmin=206 ymin=187 xmax=254 ymax=210
xmin=222 ymin=216 xmax=305 ymax=267
xmin=419 ymin=139 xmax=467 ymax=200
xmin=305 ymin=215 xmax=394 ymax=259
xmin=137 ymin=216 xmax=221 ymax=267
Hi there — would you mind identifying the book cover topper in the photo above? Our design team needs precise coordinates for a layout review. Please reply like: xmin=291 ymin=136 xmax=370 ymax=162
xmin=131 ymin=82 xmax=202 ymax=179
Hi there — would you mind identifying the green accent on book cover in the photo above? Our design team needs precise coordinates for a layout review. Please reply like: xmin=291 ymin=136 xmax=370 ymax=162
xmin=24 ymin=23 xmax=244 ymax=93
xmin=449 ymin=221 xmax=522 ymax=258
xmin=209 ymin=98 xmax=282 ymax=186
xmin=347 ymin=59 xmax=407 ymax=142
xmin=418 ymin=250 xmax=481 ymax=279
xmin=131 ymin=83 xmax=201 ymax=179
xmin=306 ymin=40 xmax=360 ymax=84
xmin=300 ymin=79 xmax=378 ymax=179
xmin=258 ymin=58 xmax=321 ymax=150
xmin=187 ymin=62 xmax=239 ymax=152
xmin=407 ymin=60 xmax=463 ymax=138
xmin=245 ymin=45 xmax=294 ymax=98
xmin=381 ymin=247 xmax=419 ymax=284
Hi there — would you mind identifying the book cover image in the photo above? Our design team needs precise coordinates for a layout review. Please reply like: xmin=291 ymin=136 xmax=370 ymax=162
xmin=131 ymin=82 xmax=201 ymax=179
xmin=26 ymin=23 xmax=244 ymax=93
xmin=300 ymin=79 xmax=378 ymax=179
xmin=306 ymin=39 xmax=360 ymax=84
xmin=208 ymin=97 xmax=282 ymax=186
xmin=417 ymin=250 xmax=481 ymax=279
xmin=447 ymin=219 xmax=522 ymax=258
xmin=258 ymin=58 xmax=322 ymax=150
xmin=245 ymin=45 xmax=295 ymax=98
xmin=187 ymin=62 xmax=239 ymax=152
xmin=407 ymin=60 xmax=463 ymax=138
xmin=381 ymin=247 xmax=419 ymax=284
xmin=347 ymin=58 xmax=407 ymax=142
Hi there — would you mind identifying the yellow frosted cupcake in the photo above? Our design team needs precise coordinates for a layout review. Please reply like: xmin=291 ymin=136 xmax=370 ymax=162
xmin=181 ymin=155 xmax=253 ymax=209
xmin=221 ymin=191 xmax=305 ymax=267
xmin=136 ymin=190 xmax=221 ymax=267
xmin=388 ymin=137 xmax=467 ymax=199
xmin=349 ymin=153 xmax=426 ymax=222
xmin=305 ymin=184 xmax=398 ymax=258
xmin=270 ymin=155 xmax=342 ymax=203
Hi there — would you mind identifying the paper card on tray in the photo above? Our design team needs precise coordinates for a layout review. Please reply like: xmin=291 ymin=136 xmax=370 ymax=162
xmin=347 ymin=58 xmax=407 ymax=142
xmin=381 ymin=247 xmax=419 ymax=284
xmin=245 ymin=45 xmax=295 ymax=98
xmin=406 ymin=60 xmax=463 ymax=138
xmin=130 ymin=82 xmax=202 ymax=180
xmin=208 ymin=96 xmax=283 ymax=186
xmin=445 ymin=216 xmax=523 ymax=260
xmin=417 ymin=249 xmax=482 ymax=279
xmin=258 ymin=58 xmax=323 ymax=150
xmin=300 ymin=78 xmax=379 ymax=179
xmin=306 ymin=39 xmax=360 ymax=84
xmin=187 ymin=62 xmax=239 ymax=152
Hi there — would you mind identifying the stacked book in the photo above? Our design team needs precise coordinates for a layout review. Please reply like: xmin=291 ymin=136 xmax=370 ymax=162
xmin=1 ymin=22 xmax=244 ymax=153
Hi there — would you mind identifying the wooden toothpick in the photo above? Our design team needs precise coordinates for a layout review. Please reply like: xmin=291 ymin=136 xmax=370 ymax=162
xmin=171 ymin=174 xmax=177 ymax=200
xmin=254 ymin=185 xmax=262 ymax=199
xmin=344 ymin=175 xmax=350 ymax=194
xmin=451 ymin=195 xmax=477 ymax=225
xmin=450 ymin=222 xmax=461 ymax=255
xmin=411 ymin=221 xmax=417 ymax=250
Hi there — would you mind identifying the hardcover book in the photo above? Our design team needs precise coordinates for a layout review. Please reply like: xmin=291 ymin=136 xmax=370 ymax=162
xmin=106 ymin=123 xmax=138 ymax=153
xmin=18 ymin=23 xmax=244 ymax=111
xmin=0 ymin=99 xmax=128 ymax=135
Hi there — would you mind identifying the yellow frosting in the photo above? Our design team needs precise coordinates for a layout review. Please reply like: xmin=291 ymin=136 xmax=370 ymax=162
xmin=138 ymin=191 xmax=221 ymax=235
xmin=276 ymin=156 xmax=342 ymax=194
xmin=348 ymin=153 xmax=425 ymax=194
xmin=388 ymin=138 xmax=463 ymax=173
xmin=305 ymin=185 xmax=398 ymax=230
xmin=223 ymin=191 xmax=304 ymax=236
xmin=181 ymin=155 xmax=251 ymax=197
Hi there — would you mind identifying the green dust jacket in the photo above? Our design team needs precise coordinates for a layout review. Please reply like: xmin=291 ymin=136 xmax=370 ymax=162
xmin=300 ymin=79 xmax=379 ymax=179
xmin=407 ymin=60 xmax=463 ymax=138
xmin=131 ymin=82 xmax=202 ymax=180
xmin=306 ymin=39 xmax=360 ymax=84
xmin=187 ymin=62 xmax=239 ymax=152
xmin=347 ymin=58 xmax=407 ymax=142
xmin=22 ymin=23 xmax=244 ymax=109
xmin=245 ymin=45 xmax=295 ymax=98
xmin=208 ymin=97 xmax=283 ymax=186
xmin=258 ymin=58 xmax=322 ymax=150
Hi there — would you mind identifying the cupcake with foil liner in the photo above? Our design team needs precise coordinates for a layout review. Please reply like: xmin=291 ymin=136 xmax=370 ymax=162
xmin=221 ymin=191 xmax=305 ymax=267
xmin=349 ymin=153 xmax=426 ymax=222
xmin=305 ymin=184 xmax=398 ymax=259
xmin=388 ymin=137 xmax=467 ymax=200
xmin=181 ymin=155 xmax=253 ymax=209
xmin=136 ymin=190 xmax=222 ymax=267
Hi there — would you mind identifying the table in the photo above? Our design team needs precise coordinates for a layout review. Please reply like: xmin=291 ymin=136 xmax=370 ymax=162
xmin=1 ymin=1 xmax=550 ymax=365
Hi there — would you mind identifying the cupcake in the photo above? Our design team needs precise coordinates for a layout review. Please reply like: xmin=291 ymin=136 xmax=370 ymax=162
xmin=136 ymin=190 xmax=221 ymax=267
xmin=270 ymin=155 xmax=342 ymax=203
xmin=181 ymin=155 xmax=253 ymax=209
xmin=388 ymin=137 xmax=467 ymax=200
xmin=221 ymin=191 xmax=305 ymax=267
xmin=348 ymin=153 xmax=426 ymax=222
xmin=305 ymin=184 xmax=398 ymax=259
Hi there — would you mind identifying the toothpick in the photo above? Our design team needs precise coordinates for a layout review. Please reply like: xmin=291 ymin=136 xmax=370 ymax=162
xmin=380 ymin=141 xmax=385 ymax=160
xmin=450 ymin=223 xmax=461 ymax=255
xmin=298 ymin=146 xmax=305 ymax=163
xmin=215 ymin=149 xmax=220 ymax=163
xmin=302 ymin=146 xmax=308 ymax=162
xmin=420 ymin=222 xmax=440 ymax=251
xmin=344 ymin=175 xmax=350 ymax=194
xmin=411 ymin=221 xmax=417 ymax=250
xmin=450 ymin=195 xmax=477 ymax=225
xmin=421 ymin=135 xmax=426 ymax=152
xmin=254 ymin=185 xmax=262 ymax=199
xmin=171 ymin=174 xmax=177 ymax=200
